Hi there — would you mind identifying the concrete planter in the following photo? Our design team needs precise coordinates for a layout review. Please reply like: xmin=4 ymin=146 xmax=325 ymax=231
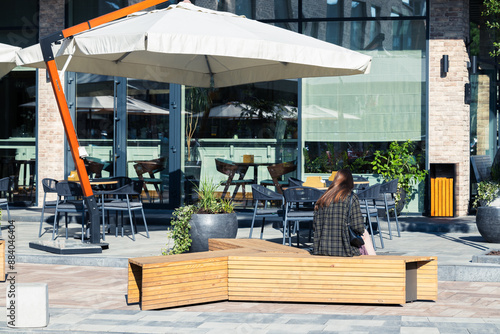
xmin=189 ymin=213 xmax=238 ymax=252
xmin=475 ymin=206 xmax=500 ymax=243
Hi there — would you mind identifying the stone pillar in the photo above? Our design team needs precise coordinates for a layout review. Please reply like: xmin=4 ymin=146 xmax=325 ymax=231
xmin=36 ymin=0 xmax=66 ymax=207
xmin=429 ymin=0 xmax=470 ymax=216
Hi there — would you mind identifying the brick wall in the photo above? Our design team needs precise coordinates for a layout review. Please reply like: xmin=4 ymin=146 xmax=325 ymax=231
xmin=36 ymin=0 xmax=66 ymax=206
xmin=429 ymin=0 xmax=470 ymax=216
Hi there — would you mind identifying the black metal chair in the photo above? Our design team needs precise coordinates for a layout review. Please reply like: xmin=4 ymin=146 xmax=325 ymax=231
xmin=53 ymin=181 xmax=86 ymax=240
xmin=375 ymin=178 xmax=401 ymax=239
xmin=38 ymin=178 xmax=59 ymax=237
xmin=249 ymin=184 xmax=284 ymax=239
xmin=0 ymin=177 xmax=12 ymax=222
xmin=288 ymin=177 xmax=304 ymax=187
xmin=282 ymin=186 xmax=324 ymax=247
xmin=100 ymin=179 xmax=149 ymax=241
xmin=357 ymin=183 xmax=384 ymax=250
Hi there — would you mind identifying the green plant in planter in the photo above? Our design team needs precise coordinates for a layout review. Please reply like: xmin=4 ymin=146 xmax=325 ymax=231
xmin=371 ymin=140 xmax=427 ymax=207
xmin=473 ymin=181 xmax=500 ymax=208
xmin=163 ymin=180 xmax=235 ymax=255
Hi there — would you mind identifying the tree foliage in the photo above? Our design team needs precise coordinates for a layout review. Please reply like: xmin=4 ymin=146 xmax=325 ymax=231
xmin=483 ymin=0 xmax=500 ymax=57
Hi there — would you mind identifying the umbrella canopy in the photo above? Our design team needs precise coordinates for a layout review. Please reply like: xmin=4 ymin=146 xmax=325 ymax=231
xmin=16 ymin=2 xmax=371 ymax=88
xmin=0 ymin=43 xmax=20 ymax=78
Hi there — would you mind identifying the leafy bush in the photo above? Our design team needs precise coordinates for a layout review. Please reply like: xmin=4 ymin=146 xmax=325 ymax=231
xmin=473 ymin=181 xmax=500 ymax=208
xmin=164 ymin=180 xmax=234 ymax=255
xmin=371 ymin=140 xmax=427 ymax=206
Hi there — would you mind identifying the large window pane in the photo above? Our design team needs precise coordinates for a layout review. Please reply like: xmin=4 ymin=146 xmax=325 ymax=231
xmin=183 ymin=81 xmax=298 ymax=203
xmin=75 ymin=74 xmax=115 ymax=179
xmin=302 ymin=0 xmax=426 ymax=18
xmin=303 ymin=19 xmax=425 ymax=51
xmin=302 ymin=16 xmax=426 ymax=182
xmin=0 ymin=70 xmax=37 ymax=204
xmin=212 ymin=0 xmax=298 ymax=20
xmin=127 ymin=80 xmax=170 ymax=205
xmin=0 ymin=1 xmax=38 ymax=47
xmin=66 ymin=0 xmax=127 ymax=26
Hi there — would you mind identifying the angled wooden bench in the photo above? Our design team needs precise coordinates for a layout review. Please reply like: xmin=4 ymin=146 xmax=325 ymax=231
xmin=128 ymin=239 xmax=437 ymax=310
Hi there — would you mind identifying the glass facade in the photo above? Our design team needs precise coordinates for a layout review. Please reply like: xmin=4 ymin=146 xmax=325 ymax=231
xmin=302 ymin=19 xmax=426 ymax=177
xmin=0 ymin=1 xmax=38 ymax=204
xmin=55 ymin=0 xmax=428 ymax=210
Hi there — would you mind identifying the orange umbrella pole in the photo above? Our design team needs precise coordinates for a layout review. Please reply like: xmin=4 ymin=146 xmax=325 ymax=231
xmin=40 ymin=0 xmax=172 ymax=243
xmin=45 ymin=60 xmax=100 ymax=243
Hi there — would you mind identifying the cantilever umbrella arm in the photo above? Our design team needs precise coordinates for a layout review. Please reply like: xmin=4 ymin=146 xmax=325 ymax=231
xmin=40 ymin=0 xmax=169 ymax=244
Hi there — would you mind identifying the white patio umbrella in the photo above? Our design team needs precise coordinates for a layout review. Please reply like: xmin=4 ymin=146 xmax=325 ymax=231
xmin=0 ymin=43 xmax=20 ymax=78
xmin=16 ymin=0 xmax=372 ymax=244
xmin=16 ymin=2 xmax=371 ymax=88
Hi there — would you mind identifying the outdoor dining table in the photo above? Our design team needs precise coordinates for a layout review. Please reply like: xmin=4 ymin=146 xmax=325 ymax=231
xmin=232 ymin=162 xmax=274 ymax=184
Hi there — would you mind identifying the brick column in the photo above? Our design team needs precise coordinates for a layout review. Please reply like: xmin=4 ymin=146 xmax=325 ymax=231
xmin=36 ymin=0 xmax=66 ymax=207
xmin=429 ymin=0 xmax=470 ymax=216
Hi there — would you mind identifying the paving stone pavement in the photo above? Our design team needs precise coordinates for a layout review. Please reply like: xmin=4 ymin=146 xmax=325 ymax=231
xmin=0 ymin=209 xmax=499 ymax=332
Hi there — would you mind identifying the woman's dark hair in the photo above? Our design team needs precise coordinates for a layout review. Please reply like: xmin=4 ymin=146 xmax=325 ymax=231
xmin=314 ymin=169 xmax=354 ymax=210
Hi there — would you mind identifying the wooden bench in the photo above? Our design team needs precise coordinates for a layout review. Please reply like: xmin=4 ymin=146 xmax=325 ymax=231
xmin=128 ymin=239 xmax=437 ymax=310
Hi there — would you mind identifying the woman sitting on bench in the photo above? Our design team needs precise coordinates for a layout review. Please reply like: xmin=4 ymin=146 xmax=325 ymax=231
xmin=313 ymin=169 xmax=374 ymax=256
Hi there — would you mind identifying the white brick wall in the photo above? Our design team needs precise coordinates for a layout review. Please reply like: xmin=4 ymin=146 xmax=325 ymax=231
xmin=429 ymin=0 xmax=470 ymax=216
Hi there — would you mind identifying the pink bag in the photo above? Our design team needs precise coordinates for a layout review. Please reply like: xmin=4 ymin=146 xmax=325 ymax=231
xmin=359 ymin=229 xmax=376 ymax=255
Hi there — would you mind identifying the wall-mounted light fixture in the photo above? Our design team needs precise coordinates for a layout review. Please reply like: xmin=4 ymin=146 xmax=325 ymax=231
xmin=441 ymin=55 xmax=449 ymax=76
xmin=468 ymin=55 xmax=478 ymax=75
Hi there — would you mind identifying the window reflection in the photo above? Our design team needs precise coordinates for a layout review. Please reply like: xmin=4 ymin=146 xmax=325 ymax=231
xmin=184 ymin=80 xmax=298 ymax=202
xmin=0 ymin=70 xmax=36 ymax=204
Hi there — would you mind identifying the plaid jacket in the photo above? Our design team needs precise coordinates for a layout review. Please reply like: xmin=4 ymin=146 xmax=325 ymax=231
xmin=312 ymin=192 xmax=365 ymax=257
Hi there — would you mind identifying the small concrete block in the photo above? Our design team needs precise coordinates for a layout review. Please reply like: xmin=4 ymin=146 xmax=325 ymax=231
xmin=6 ymin=283 xmax=49 ymax=328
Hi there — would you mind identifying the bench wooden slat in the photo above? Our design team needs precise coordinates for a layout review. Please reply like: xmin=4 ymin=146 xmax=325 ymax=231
xmin=229 ymin=294 xmax=405 ymax=304
xmin=229 ymin=277 xmax=406 ymax=285
xmin=209 ymin=238 xmax=310 ymax=254
xmin=143 ymin=270 xmax=228 ymax=287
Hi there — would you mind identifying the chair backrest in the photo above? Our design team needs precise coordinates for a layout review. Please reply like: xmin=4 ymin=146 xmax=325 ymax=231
xmin=110 ymin=176 xmax=132 ymax=188
xmin=357 ymin=183 xmax=381 ymax=201
xmin=0 ymin=176 xmax=12 ymax=193
xmin=56 ymin=181 xmax=83 ymax=198
xmin=215 ymin=158 xmax=238 ymax=177
xmin=471 ymin=155 xmax=492 ymax=183
xmin=251 ymin=184 xmax=283 ymax=202
xmin=283 ymin=186 xmax=324 ymax=204
xmin=84 ymin=158 xmax=105 ymax=178
xmin=134 ymin=156 xmax=166 ymax=177
xmin=288 ymin=177 xmax=303 ymax=187
xmin=42 ymin=178 xmax=58 ymax=193
xmin=267 ymin=161 xmax=296 ymax=180
xmin=107 ymin=179 xmax=144 ymax=197
xmin=380 ymin=178 xmax=398 ymax=194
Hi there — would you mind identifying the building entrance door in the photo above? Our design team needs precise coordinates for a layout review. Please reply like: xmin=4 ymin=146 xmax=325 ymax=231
xmin=67 ymin=73 xmax=172 ymax=208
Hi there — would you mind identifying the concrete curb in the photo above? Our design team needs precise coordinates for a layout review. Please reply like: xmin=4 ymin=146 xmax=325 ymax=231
xmin=472 ymin=249 xmax=500 ymax=264
xmin=439 ymin=264 xmax=500 ymax=282
xmin=16 ymin=254 xmax=129 ymax=268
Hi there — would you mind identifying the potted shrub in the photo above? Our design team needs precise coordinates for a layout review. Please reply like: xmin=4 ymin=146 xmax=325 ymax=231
xmin=371 ymin=140 xmax=427 ymax=214
xmin=164 ymin=180 xmax=237 ymax=254
xmin=474 ymin=180 xmax=500 ymax=243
